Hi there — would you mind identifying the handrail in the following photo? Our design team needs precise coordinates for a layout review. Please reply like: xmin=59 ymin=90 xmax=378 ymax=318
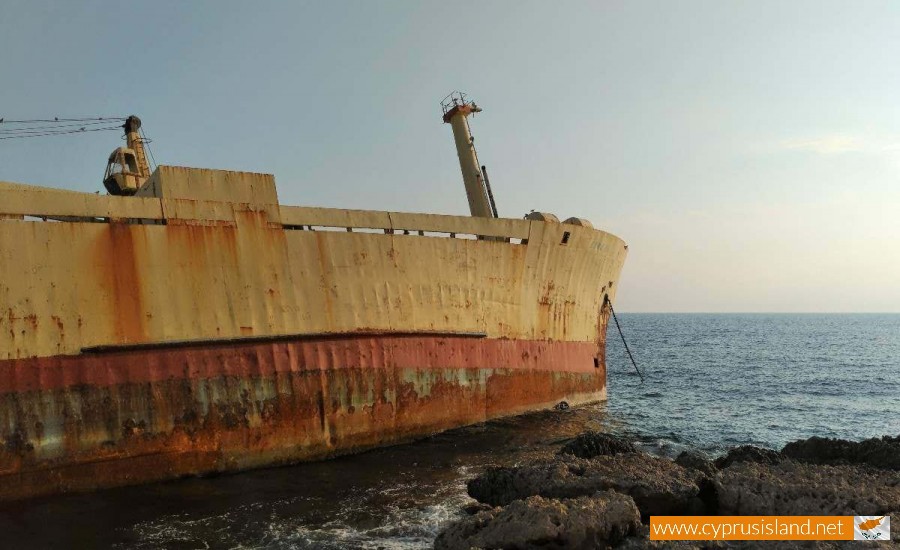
xmin=0 ymin=183 xmax=164 ymax=221
xmin=279 ymin=206 xmax=531 ymax=240
xmin=1 ymin=182 xmax=535 ymax=241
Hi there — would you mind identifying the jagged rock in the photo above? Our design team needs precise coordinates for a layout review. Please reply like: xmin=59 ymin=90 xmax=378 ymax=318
xmin=616 ymin=525 xmax=725 ymax=549
xmin=434 ymin=491 xmax=640 ymax=550
xmin=714 ymin=445 xmax=782 ymax=469
xmin=462 ymin=502 xmax=493 ymax=515
xmin=618 ymin=529 xmax=896 ymax=549
xmin=559 ymin=431 xmax=637 ymax=459
xmin=715 ymin=459 xmax=900 ymax=519
xmin=675 ymin=450 xmax=718 ymax=479
xmin=467 ymin=453 xmax=703 ymax=518
xmin=725 ymin=542 xmax=898 ymax=549
xmin=729 ymin=539 xmax=897 ymax=549
xmin=781 ymin=435 xmax=900 ymax=470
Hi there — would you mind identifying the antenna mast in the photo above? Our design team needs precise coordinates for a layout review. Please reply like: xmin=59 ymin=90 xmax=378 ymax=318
xmin=441 ymin=92 xmax=495 ymax=218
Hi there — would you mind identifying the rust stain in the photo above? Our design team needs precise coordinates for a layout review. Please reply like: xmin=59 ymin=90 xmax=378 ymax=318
xmin=595 ymin=297 xmax=612 ymax=368
xmin=314 ymin=232 xmax=336 ymax=326
xmin=538 ymin=281 xmax=554 ymax=306
xmin=102 ymin=224 xmax=146 ymax=344
xmin=0 ymin=335 xmax=604 ymax=501
xmin=0 ymin=167 xmax=627 ymax=502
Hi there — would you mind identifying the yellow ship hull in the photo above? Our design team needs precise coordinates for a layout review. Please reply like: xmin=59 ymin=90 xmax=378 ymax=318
xmin=0 ymin=167 xmax=627 ymax=500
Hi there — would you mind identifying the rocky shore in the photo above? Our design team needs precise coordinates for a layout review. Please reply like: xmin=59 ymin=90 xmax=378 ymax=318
xmin=435 ymin=433 xmax=900 ymax=549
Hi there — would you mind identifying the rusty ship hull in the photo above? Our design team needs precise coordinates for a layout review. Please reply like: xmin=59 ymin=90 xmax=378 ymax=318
xmin=0 ymin=166 xmax=627 ymax=501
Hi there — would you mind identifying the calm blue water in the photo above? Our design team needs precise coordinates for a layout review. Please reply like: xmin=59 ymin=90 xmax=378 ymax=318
xmin=607 ymin=314 xmax=900 ymax=456
xmin=2 ymin=314 xmax=897 ymax=549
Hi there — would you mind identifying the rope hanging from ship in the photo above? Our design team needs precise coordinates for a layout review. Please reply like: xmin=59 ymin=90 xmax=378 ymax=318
xmin=605 ymin=295 xmax=645 ymax=384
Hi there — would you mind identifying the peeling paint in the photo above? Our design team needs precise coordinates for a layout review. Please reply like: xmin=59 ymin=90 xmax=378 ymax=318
xmin=0 ymin=335 xmax=607 ymax=500
xmin=0 ymin=167 xmax=627 ymax=501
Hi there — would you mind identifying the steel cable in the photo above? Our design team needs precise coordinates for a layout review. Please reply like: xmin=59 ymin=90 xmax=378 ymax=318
xmin=605 ymin=295 xmax=645 ymax=383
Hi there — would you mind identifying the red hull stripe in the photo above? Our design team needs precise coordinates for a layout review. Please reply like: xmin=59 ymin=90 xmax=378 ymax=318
xmin=0 ymin=335 xmax=599 ymax=395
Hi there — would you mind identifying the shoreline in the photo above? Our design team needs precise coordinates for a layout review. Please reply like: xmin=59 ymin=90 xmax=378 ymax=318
xmin=437 ymin=432 xmax=900 ymax=548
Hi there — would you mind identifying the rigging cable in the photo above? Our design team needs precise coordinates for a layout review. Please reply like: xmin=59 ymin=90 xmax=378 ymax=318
xmin=0 ymin=116 xmax=125 ymax=124
xmin=0 ymin=120 xmax=123 ymax=134
xmin=0 ymin=125 xmax=123 ymax=140
xmin=605 ymin=295 xmax=645 ymax=383
xmin=464 ymin=115 xmax=499 ymax=217
xmin=0 ymin=116 xmax=127 ymax=140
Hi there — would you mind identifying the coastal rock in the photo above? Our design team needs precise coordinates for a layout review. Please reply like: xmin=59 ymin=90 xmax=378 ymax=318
xmin=462 ymin=502 xmax=494 ymax=515
xmin=616 ymin=525 xmax=724 ymax=549
xmin=618 ymin=529 xmax=895 ymax=549
xmin=725 ymin=543 xmax=898 ymax=549
xmin=730 ymin=539 xmax=898 ymax=549
xmin=434 ymin=491 xmax=640 ymax=550
xmin=781 ymin=435 xmax=900 ymax=470
xmin=675 ymin=450 xmax=718 ymax=479
xmin=467 ymin=453 xmax=702 ymax=517
xmin=715 ymin=459 xmax=900 ymax=519
xmin=559 ymin=431 xmax=637 ymax=459
xmin=713 ymin=445 xmax=782 ymax=469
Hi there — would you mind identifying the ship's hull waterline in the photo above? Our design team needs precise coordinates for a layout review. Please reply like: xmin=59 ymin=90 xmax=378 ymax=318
xmin=0 ymin=167 xmax=627 ymax=500
xmin=0 ymin=335 xmax=606 ymax=501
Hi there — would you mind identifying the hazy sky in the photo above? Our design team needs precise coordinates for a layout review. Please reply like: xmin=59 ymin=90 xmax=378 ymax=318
xmin=2 ymin=1 xmax=898 ymax=312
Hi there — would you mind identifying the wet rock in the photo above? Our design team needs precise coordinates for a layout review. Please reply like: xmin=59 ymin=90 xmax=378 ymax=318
xmin=715 ymin=459 xmax=900 ymax=518
xmin=434 ymin=491 xmax=640 ymax=550
xmin=467 ymin=465 xmax=523 ymax=506
xmin=467 ymin=453 xmax=702 ymax=518
xmin=462 ymin=502 xmax=493 ymax=515
xmin=729 ymin=538 xmax=900 ymax=549
xmin=618 ymin=529 xmax=896 ymax=549
xmin=675 ymin=450 xmax=717 ymax=479
xmin=781 ymin=435 xmax=900 ymax=470
xmin=714 ymin=445 xmax=782 ymax=469
xmin=725 ymin=542 xmax=898 ymax=549
xmin=559 ymin=431 xmax=637 ymax=459
xmin=616 ymin=525 xmax=725 ymax=549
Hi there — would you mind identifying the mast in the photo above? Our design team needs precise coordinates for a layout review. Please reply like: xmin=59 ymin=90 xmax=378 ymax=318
xmin=124 ymin=115 xmax=151 ymax=181
xmin=441 ymin=92 xmax=495 ymax=218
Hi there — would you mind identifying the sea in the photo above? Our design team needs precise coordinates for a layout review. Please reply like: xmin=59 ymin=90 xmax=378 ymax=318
xmin=1 ymin=314 xmax=897 ymax=549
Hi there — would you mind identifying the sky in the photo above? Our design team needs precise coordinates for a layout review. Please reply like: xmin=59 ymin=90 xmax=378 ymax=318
xmin=1 ymin=1 xmax=898 ymax=312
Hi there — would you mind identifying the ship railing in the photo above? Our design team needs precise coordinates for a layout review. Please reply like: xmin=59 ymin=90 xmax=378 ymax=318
xmin=0 ymin=182 xmax=165 ymax=224
xmin=279 ymin=206 xmax=531 ymax=244
xmin=440 ymin=91 xmax=470 ymax=116
xmin=0 ymin=181 xmax=260 ymax=226
xmin=0 ymin=183 xmax=536 ymax=244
